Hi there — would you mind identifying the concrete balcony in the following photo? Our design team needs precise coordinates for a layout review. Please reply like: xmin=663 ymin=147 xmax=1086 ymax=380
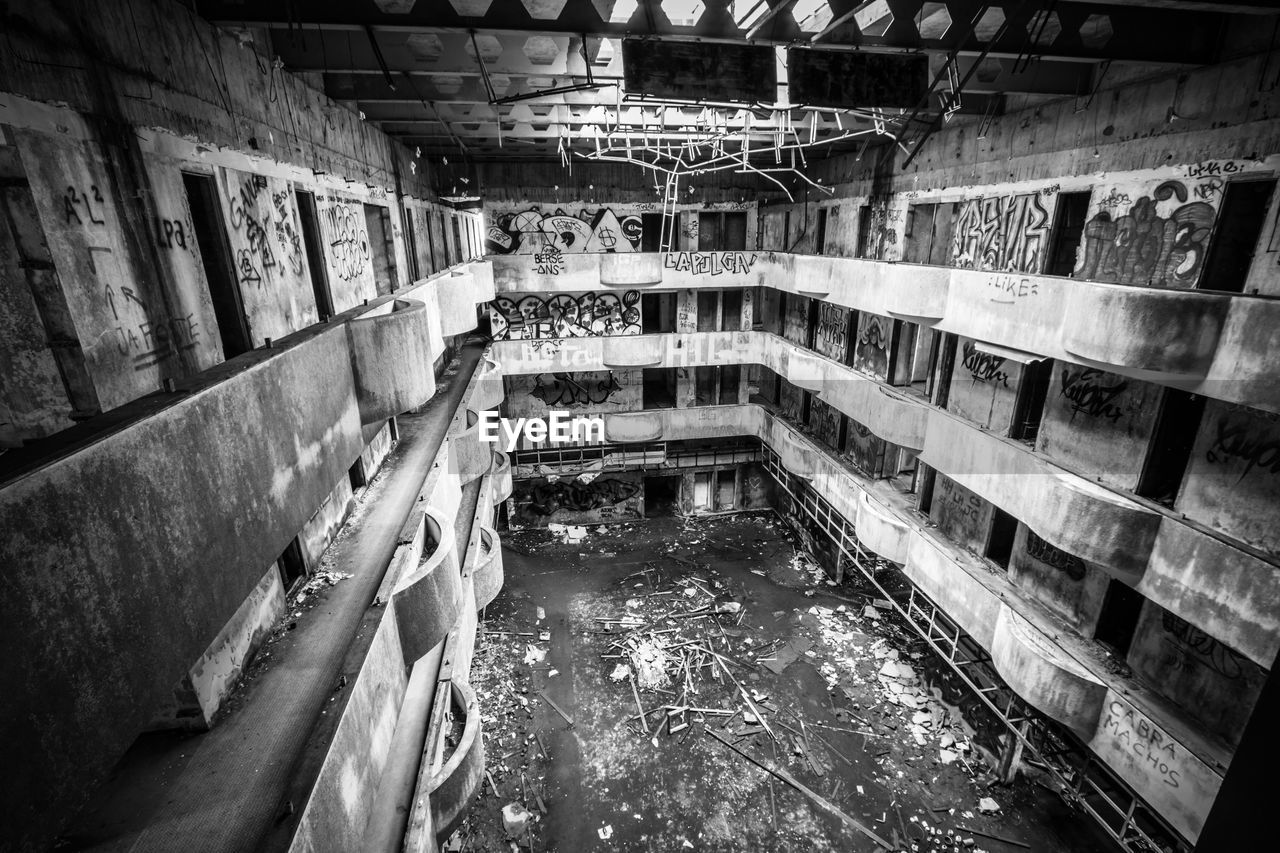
xmin=855 ymin=490 xmax=911 ymax=565
xmin=491 ymin=450 xmax=513 ymax=503
xmin=472 ymin=526 xmax=504 ymax=611
xmin=604 ymin=410 xmax=666 ymax=442
xmin=490 ymin=252 xmax=1280 ymax=412
xmin=421 ymin=679 xmax=485 ymax=847
xmin=600 ymin=252 xmax=664 ymax=286
xmin=451 ymin=411 xmax=493 ymax=484
xmin=391 ymin=504 xmax=463 ymax=665
xmin=438 ymin=268 xmax=483 ymax=337
xmin=603 ymin=334 xmax=664 ymax=367
xmin=469 ymin=355 xmax=505 ymax=413
xmin=348 ymin=298 xmax=436 ymax=425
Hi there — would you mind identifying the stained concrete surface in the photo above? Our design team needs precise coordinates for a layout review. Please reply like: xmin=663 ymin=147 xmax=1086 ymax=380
xmin=56 ymin=345 xmax=483 ymax=853
xmin=458 ymin=514 xmax=1116 ymax=852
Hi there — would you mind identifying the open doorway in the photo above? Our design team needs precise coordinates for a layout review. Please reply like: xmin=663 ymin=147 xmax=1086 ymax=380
xmin=715 ymin=469 xmax=737 ymax=510
xmin=1044 ymin=191 xmax=1091 ymax=277
xmin=644 ymin=475 xmax=682 ymax=517
xmin=814 ymin=207 xmax=828 ymax=255
xmin=642 ymin=368 xmax=677 ymax=409
xmin=1136 ymin=388 xmax=1206 ymax=506
xmin=642 ymin=292 xmax=676 ymax=333
xmin=295 ymin=191 xmax=334 ymax=319
xmin=276 ymin=536 xmax=308 ymax=594
xmin=1095 ymin=580 xmax=1145 ymax=657
xmin=183 ymin=172 xmax=252 ymax=358
xmin=363 ymin=204 xmax=397 ymax=296
xmin=985 ymin=508 xmax=1018 ymax=570
xmin=641 ymin=212 xmax=664 ymax=251
xmin=1010 ymin=358 xmax=1053 ymax=443
xmin=1199 ymin=178 xmax=1276 ymax=293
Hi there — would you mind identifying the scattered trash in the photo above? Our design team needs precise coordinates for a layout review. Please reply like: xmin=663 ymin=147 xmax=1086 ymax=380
xmin=978 ymin=797 xmax=1001 ymax=815
xmin=597 ymin=824 xmax=613 ymax=840
xmin=501 ymin=802 xmax=531 ymax=837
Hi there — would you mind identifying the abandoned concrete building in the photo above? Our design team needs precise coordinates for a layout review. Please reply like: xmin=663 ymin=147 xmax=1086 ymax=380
xmin=2 ymin=0 xmax=1280 ymax=851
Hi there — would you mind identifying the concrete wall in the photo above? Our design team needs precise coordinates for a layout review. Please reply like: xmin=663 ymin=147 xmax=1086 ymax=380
xmin=503 ymin=369 xmax=642 ymax=418
xmin=1035 ymin=364 xmax=1163 ymax=492
xmin=511 ymin=471 xmax=644 ymax=526
xmin=489 ymin=290 xmax=642 ymax=339
xmin=947 ymin=338 xmax=1023 ymax=433
xmin=1009 ymin=523 xmax=1108 ymax=635
xmin=1178 ymin=401 xmax=1280 ymax=556
xmin=930 ymin=474 xmax=995 ymax=556
xmin=853 ymin=312 xmax=892 ymax=380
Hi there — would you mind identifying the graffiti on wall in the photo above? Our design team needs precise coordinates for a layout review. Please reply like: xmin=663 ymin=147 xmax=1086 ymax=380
xmin=487 ymin=207 xmax=642 ymax=254
xmin=490 ymin=291 xmax=641 ymax=340
xmin=1099 ymin=700 xmax=1182 ymax=789
xmin=854 ymin=313 xmax=891 ymax=379
xmin=809 ymin=397 xmax=843 ymax=452
xmin=1077 ymin=180 xmax=1215 ymax=288
xmin=960 ymin=340 xmax=1011 ymax=387
xmin=1204 ymin=405 xmax=1280 ymax=482
xmin=531 ymin=371 xmax=621 ymax=407
xmin=951 ymin=192 xmax=1051 ymax=274
xmin=320 ymin=201 xmax=372 ymax=282
xmin=525 ymin=478 xmax=640 ymax=516
xmin=1161 ymin=611 xmax=1249 ymax=681
xmin=1025 ymin=529 xmax=1087 ymax=581
xmin=844 ymin=420 xmax=885 ymax=478
xmin=1060 ymin=367 xmax=1129 ymax=422
xmin=662 ymin=252 xmax=757 ymax=275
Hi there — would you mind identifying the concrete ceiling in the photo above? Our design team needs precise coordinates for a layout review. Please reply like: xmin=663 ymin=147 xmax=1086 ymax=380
xmin=197 ymin=0 xmax=1275 ymax=164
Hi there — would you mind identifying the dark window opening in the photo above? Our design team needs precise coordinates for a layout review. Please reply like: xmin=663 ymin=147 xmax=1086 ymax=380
xmin=642 ymin=292 xmax=676 ymax=333
xmin=295 ymin=191 xmax=334 ymax=320
xmin=363 ymin=204 xmax=396 ymax=296
xmin=644 ymin=475 xmax=681 ymax=517
xmin=1136 ymin=389 xmax=1207 ymax=506
xmin=276 ymin=536 xmax=307 ymax=593
xmin=715 ymin=469 xmax=737 ymax=510
xmin=815 ymin=207 xmax=828 ymax=255
xmin=1095 ymin=580 xmax=1145 ymax=658
xmin=806 ymin=298 xmax=820 ymax=350
xmin=1010 ymin=358 xmax=1053 ymax=443
xmin=931 ymin=334 xmax=958 ymax=408
xmin=183 ymin=172 xmax=252 ymax=357
xmin=698 ymin=212 xmax=721 ymax=251
xmin=719 ymin=364 xmax=740 ymax=405
xmin=642 ymin=368 xmax=677 ymax=409
xmin=697 ymin=290 xmax=719 ymax=332
xmin=985 ymin=509 xmax=1018 ymax=570
xmin=451 ymin=216 xmax=464 ymax=263
xmin=641 ymin=212 xmax=664 ymax=252
xmin=723 ymin=212 xmax=747 ymax=251
xmin=855 ymin=204 xmax=873 ymax=259
xmin=695 ymin=366 xmax=718 ymax=406
xmin=721 ymin=289 xmax=744 ymax=331
xmin=1045 ymin=191 xmax=1091 ymax=277
xmin=348 ymin=458 xmax=367 ymax=491
xmin=782 ymin=211 xmax=791 ymax=251
xmin=916 ymin=465 xmax=937 ymax=514
xmin=1199 ymin=178 xmax=1276 ymax=293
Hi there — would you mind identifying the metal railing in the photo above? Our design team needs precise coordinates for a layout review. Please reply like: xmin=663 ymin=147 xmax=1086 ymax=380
xmin=760 ymin=445 xmax=1191 ymax=853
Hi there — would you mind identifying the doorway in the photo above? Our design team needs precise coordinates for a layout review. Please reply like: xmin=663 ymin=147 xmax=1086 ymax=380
xmin=715 ymin=469 xmax=737 ymax=510
xmin=183 ymin=172 xmax=252 ymax=358
xmin=295 ymin=191 xmax=334 ymax=319
xmin=1199 ymin=178 xmax=1276 ymax=293
xmin=1095 ymin=580 xmax=1145 ymax=657
xmin=1136 ymin=388 xmax=1207 ymax=505
xmin=644 ymin=475 xmax=681 ymax=517
xmin=692 ymin=472 xmax=713 ymax=510
xmin=363 ymin=204 xmax=397 ymax=295
xmin=814 ymin=207 xmax=828 ymax=255
xmin=642 ymin=292 xmax=676 ymax=333
xmin=1010 ymin=358 xmax=1053 ymax=443
xmin=985 ymin=509 xmax=1018 ymax=570
xmin=1044 ymin=191 xmax=1091 ymax=277
xmin=276 ymin=536 xmax=308 ymax=594
xmin=641 ymin=212 xmax=664 ymax=251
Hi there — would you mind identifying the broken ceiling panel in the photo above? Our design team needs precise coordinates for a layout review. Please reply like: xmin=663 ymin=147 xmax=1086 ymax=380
xmin=622 ymin=39 xmax=777 ymax=104
xmin=788 ymin=49 xmax=927 ymax=109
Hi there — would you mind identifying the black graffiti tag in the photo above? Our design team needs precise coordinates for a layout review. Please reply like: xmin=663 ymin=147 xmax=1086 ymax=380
xmin=1060 ymin=368 xmax=1128 ymax=422
xmin=961 ymin=341 xmax=1010 ymax=386
xmin=1205 ymin=412 xmax=1280 ymax=481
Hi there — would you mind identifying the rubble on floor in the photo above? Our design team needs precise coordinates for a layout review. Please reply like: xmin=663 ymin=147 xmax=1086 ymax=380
xmin=454 ymin=514 xmax=1094 ymax=852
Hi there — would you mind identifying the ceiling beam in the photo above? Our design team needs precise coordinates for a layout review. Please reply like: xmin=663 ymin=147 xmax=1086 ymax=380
xmin=198 ymin=1 xmax=1228 ymax=66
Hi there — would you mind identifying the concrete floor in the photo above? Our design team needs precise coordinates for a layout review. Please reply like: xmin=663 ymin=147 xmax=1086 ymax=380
xmin=57 ymin=345 xmax=484 ymax=853
xmin=458 ymin=513 xmax=1117 ymax=853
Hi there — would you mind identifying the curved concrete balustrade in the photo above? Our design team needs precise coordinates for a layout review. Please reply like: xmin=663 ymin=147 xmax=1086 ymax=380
xmin=470 ymin=261 xmax=496 ymax=303
xmin=856 ymin=491 xmax=911 ymax=565
xmin=491 ymin=450 xmax=513 ymax=503
xmin=438 ymin=269 xmax=482 ymax=337
xmin=348 ymin=298 xmax=436 ymax=425
xmin=921 ymin=411 xmax=1162 ymax=577
xmin=450 ymin=412 xmax=493 ymax=485
xmin=603 ymin=334 xmax=665 ymax=367
xmin=991 ymin=605 xmax=1109 ymax=735
xmin=604 ymin=411 xmax=665 ymax=442
xmin=469 ymin=356 xmax=505 ymax=414
xmin=392 ymin=506 xmax=462 ymax=665
xmin=819 ymin=380 xmax=928 ymax=453
xmin=492 ymin=252 xmax=1280 ymax=412
xmin=601 ymin=252 xmax=663 ymax=286
xmin=472 ymin=526 xmax=504 ymax=611
xmin=783 ymin=346 xmax=827 ymax=392
xmin=1061 ymin=284 xmax=1231 ymax=378
xmin=425 ymin=679 xmax=485 ymax=845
